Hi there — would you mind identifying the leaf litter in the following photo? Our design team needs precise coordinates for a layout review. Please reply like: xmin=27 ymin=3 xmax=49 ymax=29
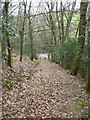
xmin=2 ymin=57 xmax=88 ymax=118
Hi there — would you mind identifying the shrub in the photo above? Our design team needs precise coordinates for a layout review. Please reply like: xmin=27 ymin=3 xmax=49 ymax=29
xmin=54 ymin=39 xmax=88 ymax=78
xmin=55 ymin=39 xmax=78 ymax=69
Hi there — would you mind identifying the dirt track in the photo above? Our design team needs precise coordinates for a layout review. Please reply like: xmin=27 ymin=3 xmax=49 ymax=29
xmin=2 ymin=58 xmax=88 ymax=118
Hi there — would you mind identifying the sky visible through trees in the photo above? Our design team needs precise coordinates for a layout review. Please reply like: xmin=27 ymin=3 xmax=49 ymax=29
xmin=1 ymin=0 xmax=82 ymax=15
xmin=0 ymin=0 xmax=90 ymax=118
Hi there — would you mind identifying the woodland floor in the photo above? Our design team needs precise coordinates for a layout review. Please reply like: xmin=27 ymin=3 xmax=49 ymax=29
xmin=2 ymin=56 xmax=88 ymax=119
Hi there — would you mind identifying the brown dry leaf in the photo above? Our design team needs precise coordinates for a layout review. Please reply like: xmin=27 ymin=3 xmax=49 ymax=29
xmin=2 ymin=57 xmax=88 ymax=118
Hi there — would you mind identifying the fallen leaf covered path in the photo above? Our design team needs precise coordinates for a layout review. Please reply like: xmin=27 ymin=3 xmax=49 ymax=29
xmin=2 ymin=57 xmax=88 ymax=118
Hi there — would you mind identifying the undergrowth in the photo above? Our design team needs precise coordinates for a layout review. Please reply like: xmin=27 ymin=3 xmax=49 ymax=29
xmin=54 ymin=39 xmax=88 ymax=79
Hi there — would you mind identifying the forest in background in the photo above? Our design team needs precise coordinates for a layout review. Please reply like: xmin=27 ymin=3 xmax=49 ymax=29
xmin=0 ymin=0 xmax=89 ymax=90
xmin=0 ymin=0 xmax=90 ymax=119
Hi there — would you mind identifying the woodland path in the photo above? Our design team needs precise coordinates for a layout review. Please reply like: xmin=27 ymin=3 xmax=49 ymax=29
xmin=2 ymin=57 xmax=88 ymax=118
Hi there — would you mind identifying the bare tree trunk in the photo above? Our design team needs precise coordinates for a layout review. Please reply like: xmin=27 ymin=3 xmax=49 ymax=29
xmin=61 ymin=1 xmax=64 ymax=42
xmin=56 ymin=1 xmax=61 ymax=42
xmin=29 ymin=19 xmax=33 ymax=61
xmin=75 ymin=22 xmax=79 ymax=38
xmin=20 ymin=1 xmax=26 ymax=62
xmin=65 ymin=1 xmax=76 ymax=41
xmin=20 ymin=31 xmax=23 ymax=62
xmin=50 ymin=14 xmax=56 ymax=45
xmin=71 ymin=1 xmax=88 ymax=75
xmin=28 ymin=2 xmax=34 ymax=61
xmin=43 ymin=1 xmax=56 ymax=62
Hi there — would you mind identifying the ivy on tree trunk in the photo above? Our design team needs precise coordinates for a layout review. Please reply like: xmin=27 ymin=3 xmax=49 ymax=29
xmin=4 ymin=1 xmax=12 ymax=67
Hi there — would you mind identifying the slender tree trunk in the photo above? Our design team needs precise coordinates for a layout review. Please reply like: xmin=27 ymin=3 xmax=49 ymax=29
xmin=61 ymin=1 xmax=64 ymax=42
xmin=86 ymin=2 xmax=90 ymax=92
xmin=20 ymin=32 xmax=23 ymax=62
xmin=87 ymin=24 xmax=90 ymax=92
xmin=50 ymin=33 xmax=55 ymax=62
xmin=7 ymin=37 xmax=11 ymax=67
xmin=28 ymin=2 xmax=34 ymax=61
xmin=5 ymin=2 xmax=12 ymax=67
xmin=47 ymin=2 xmax=56 ymax=61
xmin=49 ymin=13 xmax=56 ymax=45
xmin=50 ymin=15 xmax=56 ymax=62
xmin=2 ymin=5 xmax=6 ymax=63
xmin=75 ymin=22 xmax=79 ymax=38
xmin=2 ymin=29 xmax=6 ymax=63
xmin=56 ymin=1 xmax=61 ymax=41
xmin=20 ymin=2 xmax=26 ymax=62
xmin=71 ymin=1 xmax=88 ymax=75
xmin=44 ymin=2 xmax=57 ymax=62
xmin=65 ymin=1 xmax=76 ymax=41
xmin=29 ymin=19 xmax=33 ymax=61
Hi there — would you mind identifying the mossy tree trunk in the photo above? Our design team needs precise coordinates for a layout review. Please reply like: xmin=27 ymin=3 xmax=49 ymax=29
xmin=4 ymin=1 xmax=12 ymax=67
xmin=87 ymin=27 xmax=90 ymax=92
xmin=71 ymin=1 xmax=88 ymax=75
xmin=2 ymin=6 xmax=6 ymax=63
